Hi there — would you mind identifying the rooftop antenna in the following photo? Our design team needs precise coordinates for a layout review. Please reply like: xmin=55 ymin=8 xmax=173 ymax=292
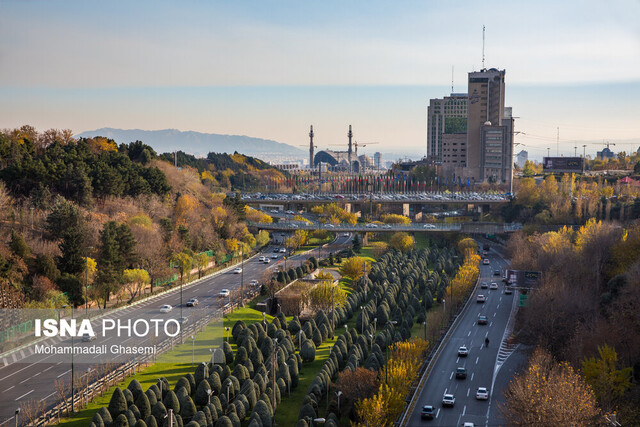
xmin=482 ymin=25 xmax=485 ymax=69
xmin=451 ymin=65 xmax=454 ymax=93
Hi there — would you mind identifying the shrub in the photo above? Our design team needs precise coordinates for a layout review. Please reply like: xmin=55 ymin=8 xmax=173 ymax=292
xmin=301 ymin=339 xmax=316 ymax=362
xmin=113 ymin=414 xmax=129 ymax=427
xmin=108 ymin=388 xmax=128 ymax=419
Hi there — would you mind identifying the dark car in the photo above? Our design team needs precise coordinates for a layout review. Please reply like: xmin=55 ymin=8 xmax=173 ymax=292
xmin=186 ymin=298 xmax=199 ymax=307
xmin=493 ymin=270 xmax=501 ymax=276
xmin=421 ymin=405 xmax=435 ymax=420
xmin=455 ymin=367 xmax=467 ymax=379
xmin=478 ymin=315 xmax=488 ymax=325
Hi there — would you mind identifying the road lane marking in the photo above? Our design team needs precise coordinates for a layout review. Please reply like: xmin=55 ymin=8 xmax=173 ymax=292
xmin=471 ymin=373 xmax=474 ymax=381
xmin=436 ymin=408 xmax=440 ymax=419
xmin=15 ymin=389 xmax=34 ymax=400
xmin=42 ymin=365 xmax=54 ymax=373
xmin=456 ymin=357 xmax=460 ymax=363
xmin=497 ymin=304 xmax=500 ymax=309
xmin=463 ymin=405 xmax=466 ymax=415
xmin=490 ymin=322 xmax=493 ymax=327
xmin=467 ymin=388 xmax=470 ymax=397
xmin=4 ymin=385 xmax=15 ymax=392
xmin=494 ymin=312 xmax=497 ymax=317
xmin=449 ymin=371 xmax=453 ymax=380
xmin=57 ymin=369 xmax=71 ymax=378
xmin=468 ymin=331 xmax=471 ymax=336
xmin=476 ymin=356 xmax=479 ymax=364
xmin=40 ymin=391 xmax=56 ymax=402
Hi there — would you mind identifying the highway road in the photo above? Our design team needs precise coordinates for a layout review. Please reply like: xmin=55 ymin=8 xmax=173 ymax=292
xmin=405 ymin=247 xmax=516 ymax=427
xmin=0 ymin=233 xmax=352 ymax=425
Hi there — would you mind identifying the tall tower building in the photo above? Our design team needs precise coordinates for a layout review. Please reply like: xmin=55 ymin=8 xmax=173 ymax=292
xmin=347 ymin=125 xmax=353 ymax=172
xmin=465 ymin=68 xmax=513 ymax=186
xmin=427 ymin=93 xmax=468 ymax=163
xmin=308 ymin=125 xmax=314 ymax=169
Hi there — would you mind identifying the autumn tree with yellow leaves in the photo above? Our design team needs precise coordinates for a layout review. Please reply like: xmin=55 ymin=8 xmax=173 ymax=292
xmin=389 ymin=232 xmax=414 ymax=252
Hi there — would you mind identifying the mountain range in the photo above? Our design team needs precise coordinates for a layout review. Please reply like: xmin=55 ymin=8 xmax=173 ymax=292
xmin=75 ymin=128 xmax=305 ymax=160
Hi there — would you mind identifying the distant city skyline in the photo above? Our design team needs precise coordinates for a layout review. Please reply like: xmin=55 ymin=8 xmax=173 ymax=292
xmin=1 ymin=1 xmax=638 ymax=161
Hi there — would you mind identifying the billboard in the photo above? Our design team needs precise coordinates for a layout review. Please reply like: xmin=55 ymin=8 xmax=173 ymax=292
xmin=543 ymin=157 xmax=584 ymax=173
xmin=505 ymin=270 xmax=542 ymax=289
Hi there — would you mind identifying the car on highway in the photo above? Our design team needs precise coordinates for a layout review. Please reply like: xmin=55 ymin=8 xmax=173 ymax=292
xmin=442 ymin=393 xmax=455 ymax=407
xmin=383 ymin=224 xmax=392 ymax=229
xmin=458 ymin=345 xmax=469 ymax=357
xmin=490 ymin=282 xmax=498 ymax=290
xmin=494 ymin=269 xmax=501 ymax=276
xmin=455 ymin=367 xmax=467 ymax=379
xmin=273 ymin=247 xmax=280 ymax=252
xmin=423 ymin=223 xmax=436 ymax=229
xmin=480 ymin=282 xmax=488 ymax=289
xmin=477 ymin=315 xmax=488 ymax=325
xmin=286 ymin=210 xmax=294 ymax=214
xmin=365 ymin=223 xmax=378 ymax=228
xmin=219 ymin=289 xmax=230 ymax=298
xmin=160 ymin=304 xmax=173 ymax=313
xmin=263 ymin=258 xmax=271 ymax=264
xmin=325 ymin=224 xmax=335 ymax=228
xmin=476 ymin=294 xmax=486 ymax=303
xmin=343 ymin=232 xmax=349 ymax=237
xmin=258 ymin=256 xmax=266 ymax=262
xmin=505 ymin=286 xmax=513 ymax=294
xmin=420 ymin=405 xmax=435 ymax=420
xmin=279 ymin=248 xmax=286 ymax=253
xmin=186 ymin=298 xmax=199 ymax=307
xmin=250 ymin=280 xmax=259 ymax=287
xmin=82 ymin=333 xmax=96 ymax=342
xmin=233 ymin=267 xmax=242 ymax=274
xmin=482 ymin=258 xmax=490 ymax=265
xmin=178 ymin=316 xmax=188 ymax=324
xmin=476 ymin=387 xmax=489 ymax=400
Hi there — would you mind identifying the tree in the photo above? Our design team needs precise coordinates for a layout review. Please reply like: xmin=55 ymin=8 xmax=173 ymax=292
xmin=335 ymin=367 xmax=380 ymax=404
xmin=193 ymin=253 xmax=210 ymax=279
xmin=96 ymin=221 xmax=137 ymax=308
xmin=123 ymin=269 xmax=151 ymax=302
xmin=389 ymin=232 xmax=414 ymax=252
xmin=500 ymin=347 xmax=601 ymax=426
xmin=171 ymin=252 xmax=193 ymax=285
xmin=309 ymin=282 xmax=347 ymax=312
xmin=381 ymin=214 xmax=410 ymax=224
xmin=370 ymin=241 xmax=388 ymax=258
xmin=352 ymin=234 xmax=362 ymax=253
xmin=9 ymin=230 xmax=30 ymax=258
xmin=339 ymin=256 xmax=369 ymax=282
xmin=255 ymin=230 xmax=270 ymax=247
xmin=582 ymin=344 xmax=632 ymax=412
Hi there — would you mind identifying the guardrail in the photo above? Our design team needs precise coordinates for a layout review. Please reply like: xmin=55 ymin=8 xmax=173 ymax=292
xmin=249 ymin=221 xmax=523 ymax=234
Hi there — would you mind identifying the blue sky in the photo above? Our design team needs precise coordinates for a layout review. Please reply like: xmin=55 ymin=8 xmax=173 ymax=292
xmin=1 ymin=0 xmax=639 ymax=159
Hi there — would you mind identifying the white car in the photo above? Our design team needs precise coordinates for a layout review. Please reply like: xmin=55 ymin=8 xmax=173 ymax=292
xmin=365 ymin=223 xmax=378 ymax=228
xmin=219 ymin=289 xmax=230 ymax=298
xmin=258 ymin=256 xmax=266 ymax=262
xmin=423 ymin=223 xmax=436 ymax=229
xmin=490 ymin=282 xmax=498 ymax=290
xmin=325 ymin=224 xmax=335 ymax=228
xmin=343 ymin=232 xmax=349 ymax=237
xmin=483 ymin=259 xmax=490 ymax=265
xmin=263 ymin=258 xmax=271 ymax=264
xmin=160 ymin=304 xmax=173 ymax=313
xmin=442 ymin=393 xmax=455 ymax=407
xmin=458 ymin=346 xmax=469 ymax=357
xmin=383 ymin=224 xmax=392 ymax=229
xmin=249 ymin=280 xmax=259 ymax=287
xmin=476 ymin=387 xmax=489 ymax=400
xmin=279 ymin=248 xmax=286 ymax=253
xmin=233 ymin=267 xmax=242 ymax=274
xmin=286 ymin=210 xmax=294 ymax=214
xmin=271 ymin=254 xmax=279 ymax=259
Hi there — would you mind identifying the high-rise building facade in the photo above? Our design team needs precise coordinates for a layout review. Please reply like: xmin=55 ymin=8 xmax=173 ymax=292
xmin=427 ymin=93 xmax=468 ymax=163
xmin=465 ymin=68 xmax=513 ymax=186
xmin=374 ymin=152 xmax=382 ymax=170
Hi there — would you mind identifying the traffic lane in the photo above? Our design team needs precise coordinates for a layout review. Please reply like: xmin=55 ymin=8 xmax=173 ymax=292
xmin=406 ymin=252 xmax=510 ymax=426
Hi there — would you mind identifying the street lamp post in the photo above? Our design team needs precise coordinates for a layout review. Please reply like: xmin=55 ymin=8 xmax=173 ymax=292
xmin=70 ymin=304 xmax=75 ymax=413
xmin=335 ymin=391 xmax=343 ymax=413
xmin=240 ymin=252 xmax=245 ymax=307
xmin=423 ymin=321 xmax=427 ymax=340
xmin=14 ymin=408 xmax=20 ymax=427
xmin=225 ymin=327 xmax=230 ymax=343
xmin=191 ymin=335 xmax=195 ymax=367
xmin=85 ymin=246 xmax=93 ymax=315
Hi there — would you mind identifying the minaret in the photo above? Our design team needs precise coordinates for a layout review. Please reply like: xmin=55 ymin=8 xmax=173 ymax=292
xmin=347 ymin=125 xmax=353 ymax=173
xmin=309 ymin=125 xmax=314 ymax=169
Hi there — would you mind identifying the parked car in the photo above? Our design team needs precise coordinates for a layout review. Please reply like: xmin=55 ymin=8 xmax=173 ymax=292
xmin=160 ymin=304 xmax=173 ymax=313
xmin=186 ymin=298 xmax=199 ymax=307
xmin=420 ymin=405 xmax=435 ymax=420
xmin=219 ymin=289 xmax=230 ymax=298
xmin=442 ymin=393 xmax=455 ymax=407
xmin=476 ymin=387 xmax=489 ymax=400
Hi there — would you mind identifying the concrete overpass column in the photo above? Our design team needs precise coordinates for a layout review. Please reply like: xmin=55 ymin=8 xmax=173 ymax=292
xmin=402 ymin=203 xmax=409 ymax=217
